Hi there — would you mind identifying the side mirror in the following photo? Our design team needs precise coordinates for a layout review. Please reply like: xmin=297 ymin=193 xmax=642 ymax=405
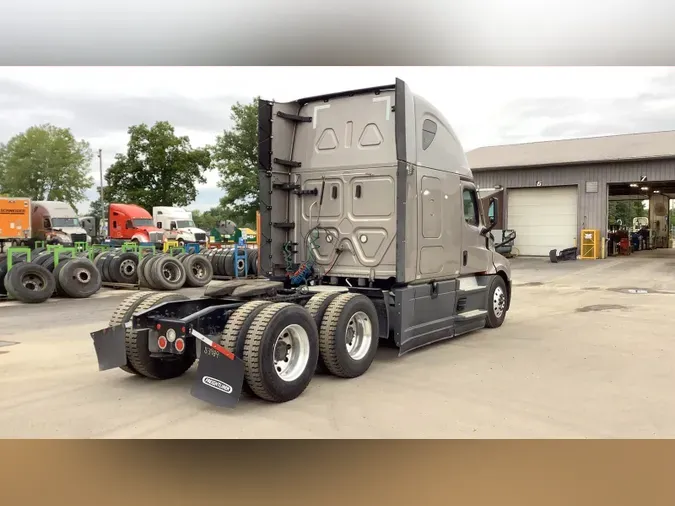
xmin=484 ymin=197 xmax=498 ymax=233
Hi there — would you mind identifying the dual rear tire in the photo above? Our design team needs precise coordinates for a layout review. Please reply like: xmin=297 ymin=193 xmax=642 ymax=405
xmin=219 ymin=292 xmax=380 ymax=403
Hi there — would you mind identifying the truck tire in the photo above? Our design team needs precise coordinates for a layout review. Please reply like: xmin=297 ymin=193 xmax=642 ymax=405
xmin=0 ymin=253 xmax=7 ymax=295
xmin=248 ymin=249 xmax=259 ymax=276
xmin=41 ymin=252 xmax=72 ymax=273
xmin=57 ymin=258 xmax=102 ymax=298
xmin=52 ymin=260 xmax=70 ymax=297
xmin=485 ymin=276 xmax=508 ymax=329
xmin=109 ymin=291 xmax=157 ymax=375
xmin=318 ymin=293 xmax=380 ymax=379
xmin=220 ymin=300 xmax=273 ymax=395
xmin=110 ymin=252 xmax=138 ymax=284
xmin=32 ymin=251 xmax=53 ymax=266
xmin=102 ymin=252 xmax=117 ymax=283
xmin=181 ymin=254 xmax=214 ymax=287
xmin=93 ymin=250 xmax=109 ymax=272
xmin=216 ymin=249 xmax=228 ymax=276
xmin=149 ymin=255 xmax=186 ymax=290
xmin=137 ymin=253 xmax=155 ymax=288
xmin=221 ymin=300 xmax=273 ymax=358
xmin=242 ymin=302 xmax=319 ymax=403
xmin=142 ymin=254 xmax=163 ymax=289
xmin=304 ymin=292 xmax=342 ymax=373
xmin=4 ymin=263 xmax=56 ymax=303
xmin=126 ymin=292 xmax=195 ymax=379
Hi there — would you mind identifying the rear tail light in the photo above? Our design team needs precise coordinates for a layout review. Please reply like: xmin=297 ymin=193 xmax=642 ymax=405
xmin=174 ymin=338 xmax=185 ymax=353
xmin=157 ymin=336 xmax=168 ymax=350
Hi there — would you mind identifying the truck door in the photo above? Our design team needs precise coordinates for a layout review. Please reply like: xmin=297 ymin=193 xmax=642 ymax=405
xmin=460 ymin=181 xmax=492 ymax=275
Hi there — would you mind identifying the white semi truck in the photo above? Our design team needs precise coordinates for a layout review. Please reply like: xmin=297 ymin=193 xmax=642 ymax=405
xmin=91 ymin=78 xmax=512 ymax=409
xmin=152 ymin=206 xmax=208 ymax=245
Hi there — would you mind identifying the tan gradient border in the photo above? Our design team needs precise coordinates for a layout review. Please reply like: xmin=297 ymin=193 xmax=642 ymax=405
xmin=1 ymin=440 xmax=673 ymax=505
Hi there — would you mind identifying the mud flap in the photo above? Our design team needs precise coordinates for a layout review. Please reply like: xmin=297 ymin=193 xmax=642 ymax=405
xmin=90 ymin=324 xmax=127 ymax=371
xmin=190 ymin=341 xmax=245 ymax=408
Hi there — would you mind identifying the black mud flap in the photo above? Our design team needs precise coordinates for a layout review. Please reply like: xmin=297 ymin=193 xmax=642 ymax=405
xmin=90 ymin=324 xmax=127 ymax=371
xmin=190 ymin=342 xmax=245 ymax=408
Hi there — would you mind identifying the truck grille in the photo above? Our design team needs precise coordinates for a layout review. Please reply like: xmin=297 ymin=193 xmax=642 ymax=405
xmin=149 ymin=231 xmax=164 ymax=243
xmin=194 ymin=233 xmax=206 ymax=242
xmin=70 ymin=233 xmax=87 ymax=243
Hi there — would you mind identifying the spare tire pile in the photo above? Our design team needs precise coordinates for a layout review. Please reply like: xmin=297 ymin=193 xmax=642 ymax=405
xmin=200 ymin=247 xmax=259 ymax=278
xmin=0 ymin=247 xmax=102 ymax=304
xmin=93 ymin=249 xmax=214 ymax=291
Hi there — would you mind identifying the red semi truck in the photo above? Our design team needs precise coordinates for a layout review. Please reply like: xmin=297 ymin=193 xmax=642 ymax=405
xmin=108 ymin=203 xmax=165 ymax=244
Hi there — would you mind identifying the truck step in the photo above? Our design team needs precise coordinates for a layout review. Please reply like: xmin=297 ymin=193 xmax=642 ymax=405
xmin=456 ymin=309 xmax=488 ymax=320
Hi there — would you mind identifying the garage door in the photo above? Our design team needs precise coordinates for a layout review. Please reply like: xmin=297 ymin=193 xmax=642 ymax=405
xmin=507 ymin=186 xmax=578 ymax=256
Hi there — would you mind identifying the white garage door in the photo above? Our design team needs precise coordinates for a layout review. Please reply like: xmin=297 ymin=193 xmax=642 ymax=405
xmin=507 ymin=186 xmax=578 ymax=256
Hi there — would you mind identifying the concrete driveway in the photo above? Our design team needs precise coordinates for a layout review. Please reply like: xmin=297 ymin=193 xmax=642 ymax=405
xmin=1 ymin=251 xmax=674 ymax=438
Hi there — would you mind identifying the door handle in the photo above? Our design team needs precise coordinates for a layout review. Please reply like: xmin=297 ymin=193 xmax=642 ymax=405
xmin=463 ymin=251 xmax=468 ymax=266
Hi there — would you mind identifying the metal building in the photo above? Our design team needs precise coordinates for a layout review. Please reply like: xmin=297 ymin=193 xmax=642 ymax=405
xmin=467 ymin=130 xmax=675 ymax=256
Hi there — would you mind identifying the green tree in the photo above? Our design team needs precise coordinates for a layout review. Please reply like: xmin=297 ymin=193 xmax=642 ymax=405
xmin=87 ymin=191 xmax=106 ymax=217
xmin=192 ymin=205 xmax=254 ymax=232
xmin=103 ymin=121 xmax=211 ymax=210
xmin=212 ymin=98 xmax=259 ymax=225
xmin=0 ymin=124 xmax=94 ymax=206
xmin=608 ymin=200 xmax=648 ymax=227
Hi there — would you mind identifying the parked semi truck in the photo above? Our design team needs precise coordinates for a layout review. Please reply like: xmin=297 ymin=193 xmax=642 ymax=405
xmin=91 ymin=79 xmax=512 ymax=408
xmin=0 ymin=197 xmax=31 ymax=251
xmin=108 ymin=203 xmax=164 ymax=244
xmin=152 ymin=206 xmax=208 ymax=245
xmin=31 ymin=200 xmax=90 ymax=245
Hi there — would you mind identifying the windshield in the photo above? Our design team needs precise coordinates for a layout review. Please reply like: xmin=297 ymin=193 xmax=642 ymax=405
xmin=51 ymin=217 xmax=80 ymax=228
xmin=132 ymin=218 xmax=154 ymax=227
xmin=176 ymin=220 xmax=196 ymax=228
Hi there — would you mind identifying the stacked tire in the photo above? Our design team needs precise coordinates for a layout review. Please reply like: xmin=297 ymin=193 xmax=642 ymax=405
xmin=0 ymin=248 xmax=102 ymax=303
xmin=200 ymin=247 xmax=259 ymax=278
xmin=94 ymin=250 xmax=140 ymax=285
xmin=137 ymin=251 xmax=213 ymax=290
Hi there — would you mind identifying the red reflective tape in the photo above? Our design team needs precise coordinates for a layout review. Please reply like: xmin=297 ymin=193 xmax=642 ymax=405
xmin=211 ymin=342 xmax=235 ymax=361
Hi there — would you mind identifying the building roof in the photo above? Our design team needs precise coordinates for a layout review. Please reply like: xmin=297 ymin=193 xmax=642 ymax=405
xmin=466 ymin=130 xmax=675 ymax=171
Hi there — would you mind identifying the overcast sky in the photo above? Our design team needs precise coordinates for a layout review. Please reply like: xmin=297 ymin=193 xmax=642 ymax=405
xmin=0 ymin=66 xmax=673 ymax=214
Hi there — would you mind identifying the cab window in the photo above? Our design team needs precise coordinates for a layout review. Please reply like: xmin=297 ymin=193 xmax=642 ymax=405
xmin=462 ymin=189 xmax=479 ymax=227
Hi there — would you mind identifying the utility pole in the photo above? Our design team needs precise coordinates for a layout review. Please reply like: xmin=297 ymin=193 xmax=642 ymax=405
xmin=97 ymin=149 xmax=104 ymax=235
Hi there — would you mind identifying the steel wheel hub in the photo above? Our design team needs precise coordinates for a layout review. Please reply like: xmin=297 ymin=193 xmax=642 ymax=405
xmin=345 ymin=311 xmax=372 ymax=361
xmin=74 ymin=268 xmax=91 ymax=284
xmin=120 ymin=259 xmax=136 ymax=275
xmin=22 ymin=274 xmax=45 ymax=291
xmin=273 ymin=324 xmax=310 ymax=382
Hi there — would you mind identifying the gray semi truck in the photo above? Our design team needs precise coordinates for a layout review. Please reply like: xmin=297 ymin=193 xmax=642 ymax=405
xmin=91 ymin=78 xmax=512 ymax=408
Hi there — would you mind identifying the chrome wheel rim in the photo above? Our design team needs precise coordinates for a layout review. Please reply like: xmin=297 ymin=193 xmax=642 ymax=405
xmin=273 ymin=324 xmax=310 ymax=382
xmin=345 ymin=311 xmax=372 ymax=361
xmin=493 ymin=286 xmax=506 ymax=319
